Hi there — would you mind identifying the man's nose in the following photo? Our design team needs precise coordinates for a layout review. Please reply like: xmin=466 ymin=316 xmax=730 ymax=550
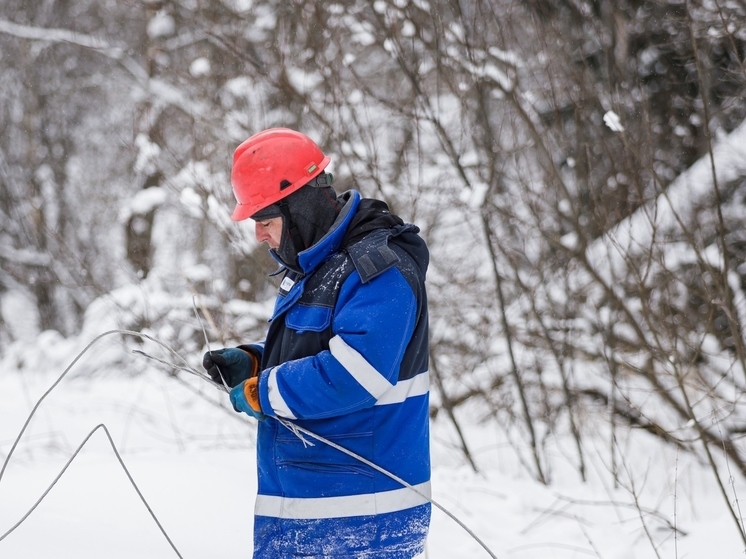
xmin=255 ymin=222 xmax=266 ymax=243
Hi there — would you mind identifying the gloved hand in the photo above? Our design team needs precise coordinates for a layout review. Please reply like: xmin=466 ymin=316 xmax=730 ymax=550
xmin=230 ymin=377 xmax=266 ymax=420
xmin=202 ymin=348 xmax=258 ymax=388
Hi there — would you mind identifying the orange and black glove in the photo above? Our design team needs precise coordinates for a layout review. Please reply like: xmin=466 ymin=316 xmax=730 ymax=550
xmin=230 ymin=377 xmax=265 ymax=420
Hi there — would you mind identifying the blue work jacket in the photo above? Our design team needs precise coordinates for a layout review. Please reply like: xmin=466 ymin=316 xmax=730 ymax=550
xmin=248 ymin=190 xmax=431 ymax=558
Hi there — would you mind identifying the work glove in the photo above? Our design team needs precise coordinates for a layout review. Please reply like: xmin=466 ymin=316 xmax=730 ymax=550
xmin=230 ymin=377 xmax=266 ymax=421
xmin=202 ymin=347 xmax=258 ymax=388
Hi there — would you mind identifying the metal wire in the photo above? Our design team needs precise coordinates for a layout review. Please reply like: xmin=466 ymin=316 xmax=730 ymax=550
xmin=0 ymin=423 xmax=183 ymax=558
xmin=192 ymin=295 xmax=231 ymax=392
xmin=188 ymin=307 xmax=497 ymax=558
xmin=0 ymin=329 xmax=193 ymax=557
xmin=0 ymin=327 xmax=498 ymax=559
xmin=275 ymin=418 xmax=498 ymax=559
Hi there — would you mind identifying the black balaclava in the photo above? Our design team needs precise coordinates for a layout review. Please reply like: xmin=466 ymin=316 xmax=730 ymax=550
xmin=252 ymin=173 xmax=342 ymax=272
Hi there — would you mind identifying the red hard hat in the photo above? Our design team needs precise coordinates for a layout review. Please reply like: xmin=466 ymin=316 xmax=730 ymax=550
xmin=230 ymin=128 xmax=331 ymax=221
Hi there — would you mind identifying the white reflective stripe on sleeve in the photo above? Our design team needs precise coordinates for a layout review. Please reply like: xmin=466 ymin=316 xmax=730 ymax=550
xmin=329 ymin=335 xmax=393 ymax=399
xmin=267 ymin=366 xmax=297 ymax=419
xmin=375 ymin=370 xmax=429 ymax=406
xmin=254 ymin=481 xmax=431 ymax=520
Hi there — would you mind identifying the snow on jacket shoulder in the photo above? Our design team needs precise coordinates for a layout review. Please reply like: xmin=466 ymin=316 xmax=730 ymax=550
xmin=251 ymin=190 xmax=431 ymax=559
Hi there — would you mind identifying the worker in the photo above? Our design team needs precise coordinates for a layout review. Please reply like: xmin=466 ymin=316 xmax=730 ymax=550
xmin=203 ymin=128 xmax=431 ymax=558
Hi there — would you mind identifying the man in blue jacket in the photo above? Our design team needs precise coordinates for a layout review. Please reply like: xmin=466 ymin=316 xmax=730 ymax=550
xmin=203 ymin=128 xmax=431 ymax=558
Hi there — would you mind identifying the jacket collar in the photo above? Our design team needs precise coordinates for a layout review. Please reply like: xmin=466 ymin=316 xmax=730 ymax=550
xmin=269 ymin=190 xmax=361 ymax=276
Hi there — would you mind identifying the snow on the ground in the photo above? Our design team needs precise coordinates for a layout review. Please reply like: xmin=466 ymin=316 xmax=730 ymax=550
xmin=0 ymin=339 xmax=743 ymax=558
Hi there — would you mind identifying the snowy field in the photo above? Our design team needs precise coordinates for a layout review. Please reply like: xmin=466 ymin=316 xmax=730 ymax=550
xmin=0 ymin=335 xmax=742 ymax=559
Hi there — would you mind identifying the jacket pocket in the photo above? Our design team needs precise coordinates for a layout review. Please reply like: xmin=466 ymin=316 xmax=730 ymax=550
xmin=275 ymin=430 xmax=375 ymax=498
xmin=285 ymin=303 xmax=332 ymax=333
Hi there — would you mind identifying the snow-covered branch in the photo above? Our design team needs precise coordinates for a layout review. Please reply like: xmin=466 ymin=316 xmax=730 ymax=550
xmin=0 ymin=18 xmax=125 ymax=58
xmin=0 ymin=18 xmax=207 ymax=118
xmin=0 ymin=243 xmax=52 ymax=267
xmin=587 ymin=118 xmax=746 ymax=282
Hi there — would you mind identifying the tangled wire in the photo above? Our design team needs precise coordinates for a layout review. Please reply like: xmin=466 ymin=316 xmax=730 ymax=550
xmin=0 ymin=326 xmax=497 ymax=559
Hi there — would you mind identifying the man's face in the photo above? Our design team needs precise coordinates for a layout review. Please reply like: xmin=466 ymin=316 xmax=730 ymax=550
xmin=254 ymin=217 xmax=283 ymax=249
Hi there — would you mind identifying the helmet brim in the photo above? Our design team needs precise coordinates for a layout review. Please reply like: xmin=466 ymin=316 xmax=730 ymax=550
xmin=231 ymin=202 xmax=255 ymax=222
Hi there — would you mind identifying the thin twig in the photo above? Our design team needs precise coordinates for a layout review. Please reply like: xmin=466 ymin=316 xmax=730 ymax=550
xmin=674 ymin=445 xmax=680 ymax=559
xmin=714 ymin=412 xmax=746 ymax=538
